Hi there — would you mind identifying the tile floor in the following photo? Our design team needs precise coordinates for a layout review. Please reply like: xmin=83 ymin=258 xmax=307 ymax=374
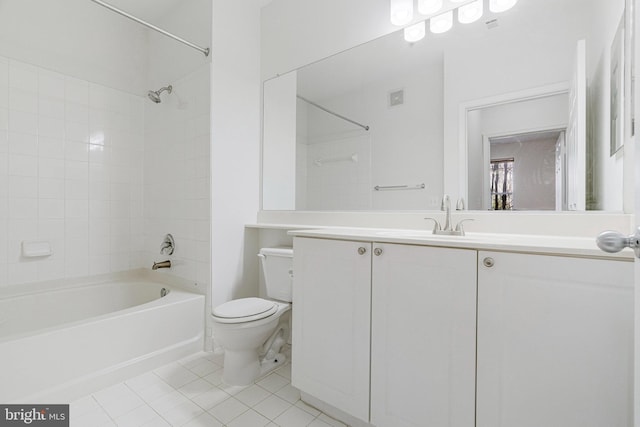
xmin=70 ymin=351 xmax=348 ymax=427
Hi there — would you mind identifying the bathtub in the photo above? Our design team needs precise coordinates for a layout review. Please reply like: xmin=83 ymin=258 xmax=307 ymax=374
xmin=0 ymin=274 xmax=205 ymax=403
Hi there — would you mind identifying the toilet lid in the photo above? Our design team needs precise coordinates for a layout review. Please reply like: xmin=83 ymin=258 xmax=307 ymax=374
xmin=212 ymin=297 xmax=278 ymax=322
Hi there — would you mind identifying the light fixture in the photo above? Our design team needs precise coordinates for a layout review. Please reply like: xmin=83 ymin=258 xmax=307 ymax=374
xmin=458 ymin=0 xmax=483 ymax=23
xmin=404 ymin=21 xmax=426 ymax=42
xmin=449 ymin=0 xmax=467 ymax=3
xmin=430 ymin=10 xmax=453 ymax=33
xmin=390 ymin=0 xmax=414 ymax=26
xmin=490 ymin=0 xmax=518 ymax=13
xmin=418 ymin=0 xmax=443 ymax=16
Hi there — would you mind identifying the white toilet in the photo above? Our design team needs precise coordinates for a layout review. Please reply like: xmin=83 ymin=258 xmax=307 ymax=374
xmin=212 ymin=247 xmax=293 ymax=386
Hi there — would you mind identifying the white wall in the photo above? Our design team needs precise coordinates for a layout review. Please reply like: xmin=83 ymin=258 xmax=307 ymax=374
xmin=263 ymin=72 xmax=297 ymax=210
xmin=261 ymin=0 xmax=396 ymax=80
xmin=210 ymin=0 xmax=262 ymax=312
xmin=146 ymin=0 xmax=212 ymax=91
xmin=588 ymin=0 xmax=626 ymax=211
xmin=0 ymin=0 xmax=148 ymax=95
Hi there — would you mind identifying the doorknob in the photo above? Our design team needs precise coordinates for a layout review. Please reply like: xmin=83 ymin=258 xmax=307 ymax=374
xmin=596 ymin=228 xmax=640 ymax=258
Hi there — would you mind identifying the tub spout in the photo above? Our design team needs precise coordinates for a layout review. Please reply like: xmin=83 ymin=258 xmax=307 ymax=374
xmin=152 ymin=260 xmax=171 ymax=270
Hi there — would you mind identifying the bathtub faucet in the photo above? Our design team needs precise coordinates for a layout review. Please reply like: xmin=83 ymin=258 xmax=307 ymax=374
xmin=152 ymin=260 xmax=171 ymax=270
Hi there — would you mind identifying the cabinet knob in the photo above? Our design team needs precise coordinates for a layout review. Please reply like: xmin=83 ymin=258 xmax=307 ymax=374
xmin=374 ymin=248 xmax=383 ymax=256
xmin=483 ymin=257 xmax=495 ymax=268
xmin=358 ymin=247 xmax=367 ymax=255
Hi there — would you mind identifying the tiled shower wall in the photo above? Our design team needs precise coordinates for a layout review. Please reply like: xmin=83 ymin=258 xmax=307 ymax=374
xmin=0 ymin=56 xmax=145 ymax=286
xmin=143 ymin=64 xmax=211 ymax=289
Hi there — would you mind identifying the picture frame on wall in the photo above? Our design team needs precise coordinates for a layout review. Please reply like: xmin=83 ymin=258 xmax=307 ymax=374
xmin=610 ymin=14 xmax=625 ymax=156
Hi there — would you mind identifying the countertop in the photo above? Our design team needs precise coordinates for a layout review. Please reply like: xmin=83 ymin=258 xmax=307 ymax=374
xmin=287 ymin=227 xmax=634 ymax=260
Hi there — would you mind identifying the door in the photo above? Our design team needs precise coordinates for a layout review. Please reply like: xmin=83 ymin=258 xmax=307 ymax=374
xmin=565 ymin=39 xmax=586 ymax=210
xmin=291 ymin=237 xmax=371 ymax=422
xmin=370 ymin=243 xmax=477 ymax=427
xmin=477 ymin=251 xmax=633 ymax=427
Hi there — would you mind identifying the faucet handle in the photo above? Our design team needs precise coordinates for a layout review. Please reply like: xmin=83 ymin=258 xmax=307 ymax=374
xmin=454 ymin=219 xmax=474 ymax=235
xmin=424 ymin=217 xmax=442 ymax=233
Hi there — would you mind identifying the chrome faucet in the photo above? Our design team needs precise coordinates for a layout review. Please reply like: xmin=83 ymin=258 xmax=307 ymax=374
xmin=424 ymin=194 xmax=474 ymax=236
xmin=441 ymin=194 xmax=452 ymax=232
xmin=152 ymin=260 xmax=171 ymax=270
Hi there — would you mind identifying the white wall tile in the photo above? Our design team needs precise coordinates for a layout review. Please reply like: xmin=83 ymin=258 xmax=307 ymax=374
xmin=65 ymin=77 xmax=89 ymax=105
xmin=8 ymin=132 xmax=37 ymax=156
xmin=8 ymin=61 xmax=38 ymax=92
xmin=39 ymin=158 xmax=65 ymax=178
xmin=8 ymin=176 xmax=37 ymax=198
xmin=38 ymin=136 xmax=64 ymax=159
xmin=66 ymin=102 xmax=89 ymax=124
xmin=0 ymin=53 xmax=205 ymax=287
xmin=66 ymin=121 xmax=89 ymax=143
xmin=39 ymin=178 xmax=65 ymax=199
xmin=0 ymin=108 xmax=7 ymax=131
xmin=39 ymin=97 xmax=65 ymax=120
xmin=8 ymin=154 xmax=38 ymax=176
xmin=9 ymin=198 xmax=37 ymax=219
xmin=38 ymin=116 xmax=65 ymax=138
xmin=9 ymin=87 xmax=38 ymax=113
xmin=0 ymin=130 xmax=8 ymax=153
xmin=9 ymin=110 xmax=37 ymax=134
xmin=38 ymin=199 xmax=65 ymax=219
xmin=38 ymin=70 xmax=65 ymax=100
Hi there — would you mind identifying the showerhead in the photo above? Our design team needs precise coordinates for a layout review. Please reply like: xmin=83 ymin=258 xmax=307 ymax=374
xmin=147 ymin=85 xmax=172 ymax=103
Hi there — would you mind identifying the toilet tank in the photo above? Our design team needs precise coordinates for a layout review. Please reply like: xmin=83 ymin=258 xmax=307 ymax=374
xmin=259 ymin=247 xmax=293 ymax=303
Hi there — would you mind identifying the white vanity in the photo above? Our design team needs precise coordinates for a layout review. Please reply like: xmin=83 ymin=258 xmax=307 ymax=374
xmin=287 ymin=228 xmax=633 ymax=427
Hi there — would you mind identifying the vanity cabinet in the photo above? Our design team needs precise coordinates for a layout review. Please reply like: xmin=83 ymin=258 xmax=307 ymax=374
xmin=370 ymin=243 xmax=477 ymax=427
xmin=291 ymin=237 xmax=372 ymax=421
xmin=476 ymin=251 xmax=634 ymax=427
xmin=292 ymin=237 xmax=477 ymax=426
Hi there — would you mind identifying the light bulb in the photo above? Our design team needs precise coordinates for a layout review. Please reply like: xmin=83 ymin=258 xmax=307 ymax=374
xmin=458 ymin=0 xmax=483 ymax=23
xmin=390 ymin=0 xmax=414 ymax=26
xmin=430 ymin=10 xmax=453 ymax=33
xmin=418 ymin=0 xmax=443 ymax=15
xmin=404 ymin=21 xmax=426 ymax=42
xmin=490 ymin=0 xmax=518 ymax=13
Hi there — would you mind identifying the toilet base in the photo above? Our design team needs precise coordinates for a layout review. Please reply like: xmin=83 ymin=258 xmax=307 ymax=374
xmin=222 ymin=350 xmax=288 ymax=386
xmin=222 ymin=349 xmax=261 ymax=386
xmin=259 ymin=352 xmax=287 ymax=378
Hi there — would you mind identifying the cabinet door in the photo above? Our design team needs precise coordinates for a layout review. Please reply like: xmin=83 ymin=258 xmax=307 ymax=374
xmin=371 ymin=243 xmax=477 ymax=427
xmin=477 ymin=251 xmax=633 ymax=427
xmin=291 ymin=237 xmax=372 ymax=422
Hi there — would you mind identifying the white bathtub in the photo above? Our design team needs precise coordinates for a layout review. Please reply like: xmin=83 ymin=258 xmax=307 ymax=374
xmin=0 ymin=275 xmax=205 ymax=403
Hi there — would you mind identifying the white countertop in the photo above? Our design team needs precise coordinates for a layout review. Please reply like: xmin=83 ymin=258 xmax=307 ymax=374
xmin=287 ymin=227 xmax=634 ymax=260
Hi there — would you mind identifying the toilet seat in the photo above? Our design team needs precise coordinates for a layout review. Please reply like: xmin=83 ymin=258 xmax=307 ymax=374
xmin=212 ymin=297 xmax=278 ymax=324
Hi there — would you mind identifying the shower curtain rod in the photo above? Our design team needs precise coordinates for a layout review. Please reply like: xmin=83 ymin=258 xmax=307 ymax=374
xmin=89 ymin=0 xmax=210 ymax=57
xmin=297 ymin=95 xmax=370 ymax=131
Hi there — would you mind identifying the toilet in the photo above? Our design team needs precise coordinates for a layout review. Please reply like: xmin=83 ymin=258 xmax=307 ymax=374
xmin=212 ymin=247 xmax=293 ymax=386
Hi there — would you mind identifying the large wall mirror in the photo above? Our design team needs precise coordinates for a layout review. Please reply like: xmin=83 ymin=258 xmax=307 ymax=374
xmin=262 ymin=0 xmax=628 ymax=212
